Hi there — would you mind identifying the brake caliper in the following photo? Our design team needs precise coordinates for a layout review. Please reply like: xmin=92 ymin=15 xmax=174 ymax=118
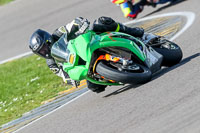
xmin=93 ymin=54 xmax=133 ymax=73
xmin=93 ymin=54 xmax=120 ymax=73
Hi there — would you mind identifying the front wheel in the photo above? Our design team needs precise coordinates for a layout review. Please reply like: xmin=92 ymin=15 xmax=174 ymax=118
xmin=152 ymin=39 xmax=183 ymax=67
xmin=96 ymin=62 xmax=152 ymax=84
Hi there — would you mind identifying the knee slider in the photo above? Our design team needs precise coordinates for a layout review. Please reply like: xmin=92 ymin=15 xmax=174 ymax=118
xmin=92 ymin=16 xmax=118 ymax=32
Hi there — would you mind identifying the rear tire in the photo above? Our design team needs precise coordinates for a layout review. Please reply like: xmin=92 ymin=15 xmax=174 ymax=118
xmin=96 ymin=62 xmax=152 ymax=84
xmin=153 ymin=39 xmax=182 ymax=67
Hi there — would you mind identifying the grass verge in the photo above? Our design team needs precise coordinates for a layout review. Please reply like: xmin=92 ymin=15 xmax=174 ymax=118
xmin=0 ymin=0 xmax=13 ymax=5
xmin=0 ymin=55 xmax=70 ymax=126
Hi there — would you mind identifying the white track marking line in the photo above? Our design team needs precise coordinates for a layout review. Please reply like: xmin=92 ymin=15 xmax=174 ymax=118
xmin=0 ymin=51 xmax=32 ymax=64
xmin=2 ymin=11 xmax=195 ymax=133
xmin=13 ymin=91 xmax=90 ymax=133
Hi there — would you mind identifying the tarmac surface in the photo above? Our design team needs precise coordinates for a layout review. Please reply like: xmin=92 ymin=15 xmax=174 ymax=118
xmin=1 ymin=0 xmax=200 ymax=133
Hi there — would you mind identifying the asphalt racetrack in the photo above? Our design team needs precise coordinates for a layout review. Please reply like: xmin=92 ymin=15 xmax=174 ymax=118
xmin=1 ymin=0 xmax=200 ymax=133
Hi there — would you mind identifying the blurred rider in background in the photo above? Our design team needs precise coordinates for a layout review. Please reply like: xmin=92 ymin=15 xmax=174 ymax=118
xmin=111 ymin=0 xmax=175 ymax=19
xmin=29 ymin=16 xmax=144 ymax=93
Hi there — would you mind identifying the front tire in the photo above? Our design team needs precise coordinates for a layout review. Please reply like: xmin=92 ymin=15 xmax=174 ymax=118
xmin=96 ymin=62 xmax=152 ymax=84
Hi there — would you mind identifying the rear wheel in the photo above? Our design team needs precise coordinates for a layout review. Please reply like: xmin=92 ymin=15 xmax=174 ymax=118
xmin=96 ymin=61 xmax=152 ymax=84
xmin=152 ymin=39 xmax=183 ymax=67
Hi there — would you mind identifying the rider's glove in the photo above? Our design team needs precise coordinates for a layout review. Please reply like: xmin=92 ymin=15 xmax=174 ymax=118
xmin=50 ymin=66 xmax=80 ymax=88
xmin=75 ymin=17 xmax=90 ymax=36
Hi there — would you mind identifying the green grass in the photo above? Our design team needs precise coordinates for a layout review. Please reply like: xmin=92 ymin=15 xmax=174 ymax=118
xmin=0 ymin=0 xmax=13 ymax=5
xmin=0 ymin=55 xmax=70 ymax=126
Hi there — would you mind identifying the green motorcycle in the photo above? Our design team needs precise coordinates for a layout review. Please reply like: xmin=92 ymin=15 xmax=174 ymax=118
xmin=51 ymin=30 xmax=182 ymax=92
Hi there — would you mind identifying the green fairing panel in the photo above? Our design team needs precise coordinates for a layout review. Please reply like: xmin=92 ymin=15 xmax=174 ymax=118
xmin=99 ymin=32 xmax=146 ymax=61
xmin=63 ymin=32 xmax=95 ymax=80
xmin=72 ymin=32 xmax=92 ymax=61
xmin=67 ymin=65 xmax=88 ymax=80
xmin=63 ymin=31 xmax=146 ymax=81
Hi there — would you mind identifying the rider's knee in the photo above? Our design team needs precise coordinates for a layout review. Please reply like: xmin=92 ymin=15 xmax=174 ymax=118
xmin=91 ymin=16 xmax=118 ymax=33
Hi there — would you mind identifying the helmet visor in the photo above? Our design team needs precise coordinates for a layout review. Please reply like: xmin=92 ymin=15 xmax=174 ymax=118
xmin=37 ymin=44 xmax=51 ymax=58
xmin=51 ymin=34 xmax=69 ymax=63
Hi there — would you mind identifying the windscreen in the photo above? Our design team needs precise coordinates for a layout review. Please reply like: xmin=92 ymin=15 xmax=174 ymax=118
xmin=51 ymin=34 xmax=70 ymax=63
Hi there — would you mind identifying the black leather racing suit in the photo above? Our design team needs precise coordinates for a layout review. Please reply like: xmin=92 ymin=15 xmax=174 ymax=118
xmin=46 ymin=16 xmax=144 ymax=90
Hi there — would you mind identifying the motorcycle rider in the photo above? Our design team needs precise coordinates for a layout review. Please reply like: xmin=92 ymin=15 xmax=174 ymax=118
xmin=111 ymin=0 xmax=175 ymax=19
xmin=29 ymin=16 xmax=144 ymax=93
